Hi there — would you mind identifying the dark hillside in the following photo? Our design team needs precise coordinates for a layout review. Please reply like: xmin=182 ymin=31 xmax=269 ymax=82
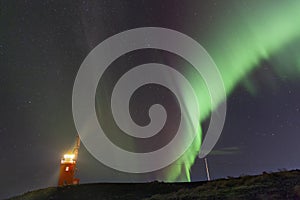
xmin=8 ymin=170 xmax=300 ymax=200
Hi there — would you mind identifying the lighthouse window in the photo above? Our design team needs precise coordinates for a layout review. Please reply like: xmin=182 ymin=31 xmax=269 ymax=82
xmin=65 ymin=166 xmax=69 ymax=171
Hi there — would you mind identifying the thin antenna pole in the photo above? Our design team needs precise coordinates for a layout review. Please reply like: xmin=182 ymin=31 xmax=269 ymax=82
xmin=204 ymin=157 xmax=211 ymax=181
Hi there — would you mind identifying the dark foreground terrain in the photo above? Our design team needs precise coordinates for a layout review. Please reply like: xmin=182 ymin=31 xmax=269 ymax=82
xmin=8 ymin=170 xmax=300 ymax=200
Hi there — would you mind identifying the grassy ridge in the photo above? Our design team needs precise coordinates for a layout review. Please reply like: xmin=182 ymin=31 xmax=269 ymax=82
xmin=8 ymin=170 xmax=300 ymax=200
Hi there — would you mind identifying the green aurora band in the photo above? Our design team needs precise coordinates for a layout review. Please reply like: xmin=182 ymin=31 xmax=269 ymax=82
xmin=167 ymin=0 xmax=300 ymax=181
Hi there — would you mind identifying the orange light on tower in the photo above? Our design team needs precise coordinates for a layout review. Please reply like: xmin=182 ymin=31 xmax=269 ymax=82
xmin=58 ymin=136 xmax=80 ymax=186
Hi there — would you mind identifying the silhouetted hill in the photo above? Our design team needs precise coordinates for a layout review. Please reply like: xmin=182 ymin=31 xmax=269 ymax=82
xmin=8 ymin=170 xmax=300 ymax=200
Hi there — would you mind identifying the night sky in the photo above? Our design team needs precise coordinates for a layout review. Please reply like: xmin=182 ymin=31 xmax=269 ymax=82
xmin=1 ymin=0 xmax=300 ymax=199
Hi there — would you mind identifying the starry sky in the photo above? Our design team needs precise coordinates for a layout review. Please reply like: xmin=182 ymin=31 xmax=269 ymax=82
xmin=1 ymin=0 xmax=300 ymax=199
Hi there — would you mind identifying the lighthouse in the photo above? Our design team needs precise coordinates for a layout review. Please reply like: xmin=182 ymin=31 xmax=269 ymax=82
xmin=58 ymin=136 xmax=80 ymax=186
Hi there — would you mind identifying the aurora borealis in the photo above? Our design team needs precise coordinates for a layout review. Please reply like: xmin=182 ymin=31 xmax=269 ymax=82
xmin=1 ymin=0 xmax=300 ymax=199
xmin=169 ymin=0 xmax=300 ymax=182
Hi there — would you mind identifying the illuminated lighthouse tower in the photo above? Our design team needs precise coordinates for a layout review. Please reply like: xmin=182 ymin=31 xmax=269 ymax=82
xmin=58 ymin=136 xmax=80 ymax=186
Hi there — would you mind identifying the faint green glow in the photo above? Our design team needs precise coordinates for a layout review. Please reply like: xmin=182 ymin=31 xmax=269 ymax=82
xmin=166 ymin=0 xmax=300 ymax=181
